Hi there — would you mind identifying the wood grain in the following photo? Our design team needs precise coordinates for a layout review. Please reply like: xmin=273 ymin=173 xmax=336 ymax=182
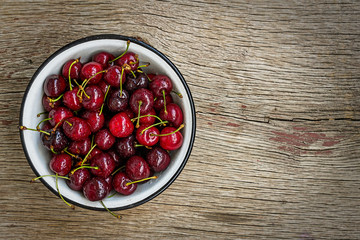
xmin=1 ymin=0 xmax=360 ymax=239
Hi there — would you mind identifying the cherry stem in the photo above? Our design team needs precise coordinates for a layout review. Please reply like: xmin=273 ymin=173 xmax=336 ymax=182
xmin=81 ymin=144 xmax=97 ymax=166
xmin=107 ymin=192 xmax=117 ymax=198
xmin=131 ymin=114 xmax=165 ymax=124
xmin=48 ymin=94 xmax=64 ymax=103
xmin=130 ymin=70 xmax=136 ymax=78
xmin=111 ymin=165 xmax=125 ymax=176
xmin=162 ymin=90 xmax=167 ymax=114
xmin=55 ymin=173 xmax=75 ymax=209
xmin=129 ymin=55 xmax=139 ymax=66
xmin=172 ymin=90 xmax=183 ymax=98
xmin=151 ymin=124 xmax=185 ymax=137
xmin=31 ymin=174 xmax=70 ymax=183
xmin=68 ymin=58 xmax=80 ymax=90
xmin=65 ymin=120 xmax=72 ymax=127
xmin=37 ymin=112 xmax=47 ymax=117
xmin=119 ymin=67 xmax=124 ymax=97
xmin=126 ymin=176 xmax=158 ymax=186
xmin=19 ymin=126 xmax=50 ymax=136
xmin=100 ymin=201 xmax=121 ymax=219
xmin=134 ymin=144 xmax=144 ymax=147
xmin=63 ymin=148 xmax=82 ymax=160
xmin=80 ymin=70 xmax=107 ymax=100
xmin=145 ymin=73 xmax=152 ymax=82
xmin=137 ymin=63 xmax=150 ymax=69
xmin=141 ymin=121 xmax=168 ymax=135
xmin=71 ymin=165 xmax=99 ymax=175
xmin=109 ymin=40 xmax=130 ymax=63
xmin=136 ymin=101 xmax=142 ymax=128
xmin=99 ymin=85 xmax=111 ymax=115
xmin=51 ymin=119 xmax=64 ymax=134
xmin=36 ymin=118 xmax=52 ymax=130
xmin=91 ymin=134 xmax=95 ymax=148
xmin=50 ymin=147 xmax=58 ymax=155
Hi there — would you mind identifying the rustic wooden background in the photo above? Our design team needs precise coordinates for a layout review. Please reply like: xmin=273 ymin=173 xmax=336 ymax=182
xmin=1 ymin=0 xmax=359 ymax=239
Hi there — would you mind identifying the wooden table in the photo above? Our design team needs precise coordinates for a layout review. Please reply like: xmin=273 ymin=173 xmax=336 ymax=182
xmin=1 ymin=1 xmax=359 ymax=239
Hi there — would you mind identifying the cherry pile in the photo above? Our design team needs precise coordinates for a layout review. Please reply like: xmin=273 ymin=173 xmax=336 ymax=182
xmin=22 ymin=41 xmax=184 ymax=217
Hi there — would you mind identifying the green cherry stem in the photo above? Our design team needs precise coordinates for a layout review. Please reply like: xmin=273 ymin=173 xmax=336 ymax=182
xmin=48 ymin=94 xmax=64 ymax=103
xmin=125 ymin=176 xmax=158 ymax=186
xmin=107 ymin=192 xmax=117 ymax=198
xmin=129 ymin=56 xmax=139 ymax=66
xmin=63 ymin=148 xmax=82 ymax=161
xmin=68 ymin=58 xmax=80 ymax=90
xmin=141 ymin=121 xmax=168 ymax=135
xmin=162 ymin=90 xmax=167 ymax=114
xmin=19 ymin=126 xmax=50 ymax=136
xmin=136 ymin=101 xmax=142 ymax=128
xmin=111 ymin=165 xmax=126 ymax=176
xmin=131 ymin=114 xmax=165 ymax=124
xmin=151 ymin=124 xmax=185 ymax=137
xmin=37 ymin=111 xmax=47 ymax=118
xmin=81 ymin=144 xmax=97 ymax=166
xmin=100 ymin=201 xmax=121 ymax=219
xmin=137 ymin=63 xmax=150 ymax=69
xmin=36 ymin=118 xmax=52 ymax=130
xmin=55 ymin=173 xmax=75 ymax=209
xmin=31 ymin=174 xmax=70 ymax=183
xmin=109 ymin=40 xmax=130 ymax=64
xmin=50 ymin=147 xmax=58 ymax=155
xmin=70 ymin=165 xmax=99 ymax=175
xmin=119 ymin=67 xmax=124 ymax=97
xmin=99 ymin=85 xmax=111 ymax=115
xmin=172 ymin=90 xmax=183 ymax=98
xmin=130 ymin=70 xmax=136 ymax=78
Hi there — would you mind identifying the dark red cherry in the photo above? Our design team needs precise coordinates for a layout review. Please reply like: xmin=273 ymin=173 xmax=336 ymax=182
xmin=123 ymin=108 xmax=135 ymax=119
xmin=136 ymin=124 xmax=160 ymax=147
xmin=48 ymin=107 xmax=74 ymax=127
xmin=146 ymin=147 xmax=171 ymax=172
xmin=139 ymin=108 xmax=156 ymax=125
xmin=116 ymin=52 xmax=139 ymax=73
xmin=115 ymin=134 xmax=136 ymax=159
xmin=125 ymin=72 xmax=148 ymax=92
xmin=87 ymin=147 xmax=102 ymax=161
xmin=92 ymin=51 xmax=114 ymax=68
xmin=146 ymin=73 xmax=156 ymax=81
xmin=159 ymin=103 xmax=184 ymax=128
xmin=104 ymin=175 xmax=113 ymax=192
xmin=42 ymin=94 xmax=61 ymax=112
xmin=62 ymin=59 xmax=82 ymax=80
xmin=67 ymin=168 xmax=91 ymax=191
xmin=41 ymin=127 xmax=68 ymax=153
xmin=63 ymin=87 xmax=82 ymax=111
xmin=104 ymin=65 xmax=126 ymax=87
xmin=83 ymin=177 xmax=110 ymax=201
xmin=97 ymin=80 xmax=110 ymax=95
xmin=129 ymin=88 xmax=154 ymax=115
xmin=62 ymin=116 xmax=91 ymax=141
xmin=95 ymin=129 xmax=116 ymax=150
xmin=107 ymin=88 xmax=129 ymax=112
xmin=67 ymin=138 xmax=91 ymax=156
xmin=159 ymin=127 xmax=183 ymax=150
xmin=80 ymin=110 xmax=105 ymax=133
xmin=82 ymin=85 xmax=104 ymax=110
xmin=44 ymin=74 xmax=67 ymax=98
xmin=49 ymin=153 xmax=72 ymax=176
xmin=149 ymin=75 xmax=173 ymax=97
xmin=125 ymin=155 xmax=151 ymax=181
xmin=108 ymin=112 xmax=134 ymax=138
xmin=106 ymin=148 xmax=123 ymax=166
xmin=153 ymin=94 xmax=173 ymax=111
xmin=80 ymin=62 xmax=103 ymax=84
xmin=90 ymin=152 xmax=116 ymax=178
xmin=112 ymin=172 xmax=137 ymax=195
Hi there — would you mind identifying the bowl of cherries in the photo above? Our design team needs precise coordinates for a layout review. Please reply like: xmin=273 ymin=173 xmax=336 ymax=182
xmin=19 ymin=34 xmax=196 ymax=217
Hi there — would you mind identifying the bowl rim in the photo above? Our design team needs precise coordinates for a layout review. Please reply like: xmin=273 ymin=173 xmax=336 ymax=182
xmin=19 ymin=34 xmax=196 ymax=211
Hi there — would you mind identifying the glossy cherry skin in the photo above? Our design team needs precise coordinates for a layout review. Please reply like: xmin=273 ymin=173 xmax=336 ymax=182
xmin=41 ymin=127 xmax=68 ymax=152
xmin=80 ymin=110 xmax=105 ymax=133
xmin=107 ymin=148 xmax=123 ymax=166
xmin=87 ymin=147 xmax=102 ymax=161
xmin=115 ymin=134 xmax=136 ymax=159
xmin=109 ymin=112 xmax=134 ymax=138
xmin=104 ymin=65 xmax=126 ymax=87
xmin=83 ymin=177 xmax=110 ymax=201
xmin=82 ymin=85 xmax=104 ymax=111
xmin=90 ymin=152 xmax=116 ymax=178
xmin=42 ymin=94 xmax=61 ymax=112
xmin=95 ymin=129 xmax=116 ymax=150
xmin=139 ymin=108 xmax=156 ymax=125
xmin=116 ymin=52 xmax=139 ymax=73
xmin=153 ymin=94 xmax=173 ymax=111
xmin=125 ymin=155 xmax=151 ymax=181
xmin=44 ymin=74 xmax=67 ymax=98
xmin=129 ymin=88 xmax=154 ymax=115
xmin=48 ymin=107 xmax=74 ymax=127
xmin=136 ymin=124 xmax=160 ymax=147
xmin=159 ymin=127 xmax=183 ymax=150
xmin=63 ymin=87 xmax=82 ymax=111
xmin=67 ymin=168 xmax=91 ymax=191
xmin=107 ymin=88 xmax=129 ymax=112
xmin=104 ymin=175 xmax=113 ymax=192
xmin=49 ymin=153 xmax=72 ymax=176
xmin=146 ymin=147 xmax=171 ymax=172
xmin=80 ymin=62 xmax=103 ymax=84
xmin=62 ymin=59 xmax=82 ymax=80
xmin=149 ymin=75 xmax=173 ymax=97
xmin=62 ymin=117 xmax=92 ymax=141
xmin=68 ymin=137 xmax=91 ymax=156
xmin=112 ymin=172 xmax=137 ymax=195
xmin=159 ymin=103 xmax=184 ymax=128
xmin=125 ymin=72 xmax=148 ymax=92
xmin=92 ymin=51 xmax=114 ymax=68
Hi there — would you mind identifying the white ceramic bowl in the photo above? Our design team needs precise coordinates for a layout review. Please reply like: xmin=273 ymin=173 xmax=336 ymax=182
xmin=19 ymin=34 xmax=196 ymax=210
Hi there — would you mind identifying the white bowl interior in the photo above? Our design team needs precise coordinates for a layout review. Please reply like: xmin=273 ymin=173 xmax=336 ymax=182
xmin=21 ymin=38 xmax=194 ymax=209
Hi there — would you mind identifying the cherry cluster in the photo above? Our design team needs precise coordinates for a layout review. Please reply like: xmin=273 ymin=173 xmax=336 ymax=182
xmin=22 ymin=41 xmax=184 ymax=215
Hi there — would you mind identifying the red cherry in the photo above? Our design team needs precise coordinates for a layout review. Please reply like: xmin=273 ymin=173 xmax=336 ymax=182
xmin=146 ymin=147 xmax=171 ymax=172
xmin=112 ymin=172 xmax=137 ymax=195
xmin=83 ymin=177 xmax=110 ymax=201
xmin=62 ymin=117 xmax=91 ymax=141
xmin=63 ymin=87 xmax=82 ymax=111
xmin=82 ymin=85 xmax=104 ymax=111
xmin=136 ymin=124 xmax=160 ymax=147
xmin=104 ymin=65 xmax=126 ymax=87
xmin=80 ymin=62 xmax=103 ymax=84
xmin=94 ymin=129 xmax=116 ymax=150
xmin=159 ymin=103 xmax=183 ymax=128
xmin=139 ymin=108 xmax=156 ymax=125
xmin=92 ymin=51 xmax=114 ymax=68
xmin=153 ymin=94 xmax=173 ymax=111
xmin=159 ymin=126 xmax=184 ymax=150
xmin=80 ymin=110 xmax=105 ymax=133
xmin=67 ymin=168 xmax=91 ymax=191
xmin=90 ymin=152 xmax=116 ymax=178
xmin=44 ymin=74 xmax=67 ymax=98
xmin=149 ymin=75 xmax=173 ymax=97
xmin=49 ymin=153 xmax=72 ymax=176
xmin=48 ymin=107 xmax=74 ymax=127
xmin=108 ymin=112 xmax=134 ymax=138
xmin=116 ymin=52 xmax=139 ymax=73
xmin=125 ymin=155 xmax=151 ymax=181
xmin=42 ymin=94 xmax=61 ymax=112
xmin=67 ymin=138 xmax=91 ymax=156
xmin=62 ymin=59 xmax=82 ymax=80
xmin=129 ymin=88 xmax=154 ymax=115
